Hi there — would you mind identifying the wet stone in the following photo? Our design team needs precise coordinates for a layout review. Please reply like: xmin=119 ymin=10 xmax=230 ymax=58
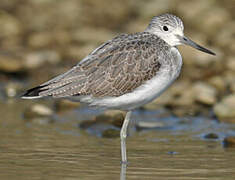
xmin=213 ymin=94 xmax=235 ymax=123
xmin=229 ymin=81 xmax=235 ymax=93
xmin=167 ymin=151 xmax=179 ymax=155
xmin=204 ymin=133 xmax=219 ymax=140
xmin=136 ymin=121 xmax=164 ymax=131
xmin=226 ymin=56 xmax=235 ymax=72
xmin=27 ymin=32 xmax=54 ymax=48
xmin=208 ymin=76 xmax=227 ymax=93
xmin=0 ymin=53 xmax=24 ymax=73
xmin=102 ymin=129 xmax=120 ymax=138
xmin=30 ymin=117 xmax=53 ymax=125
xmin=215 ymin=22 xmax=235 ymax=51
xmin=23 ymin=104 xmax=54 ymax=120
xmin=54 ymin=99 xmax=80 ymax=112
xmin=193 ymin=82 xmax=217 ymax=105
xmin=105 ymin=110 xmax=125 ymax=128
xmin=80 ymin=110 xmax=125 ymax=129
xmin=79 ymin=111 xmax=125 ymax=138
xmin=223 ymin=136 xmax=235 ymax=148
xmin=5 ymin=82 xmax=24 ymax=98
xmin=24 ymin=50 xmax=61 ymax=69
xmin=0 ymin=11 xmax=22 ymax=39
xmin=197 ymin=7 xmax=231 ymax=37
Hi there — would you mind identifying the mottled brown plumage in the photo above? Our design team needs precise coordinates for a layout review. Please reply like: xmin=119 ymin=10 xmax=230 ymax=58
xmin=34 ymin=32 xmax=169 ymax=98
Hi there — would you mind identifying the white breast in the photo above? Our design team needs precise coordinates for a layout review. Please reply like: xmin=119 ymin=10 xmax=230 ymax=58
xmin=77 ymin=47 xmax=183 ymax=110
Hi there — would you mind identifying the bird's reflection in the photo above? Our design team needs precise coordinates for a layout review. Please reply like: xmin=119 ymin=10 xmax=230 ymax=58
xmin=120 ymin=163 xmax=127 ymax=180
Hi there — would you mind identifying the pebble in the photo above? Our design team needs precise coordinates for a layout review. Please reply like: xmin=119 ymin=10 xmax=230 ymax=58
xmin=136 ymin=121 xmax=164 ymax=131
xmin=204 ymin=133 xmax=219 ymax=140
xmin=229 ymin=82 xmax=235 ymax=93
xmin=226 ymin=56 xmax=235 ymax=72
xmin=215 ymin=22 xmax=235 ymax=52
xmin=193 ymin=82 xmax=217 ymax=105
xmin=208 ymin=76 xmax=227 ymax=93
xmin=0 ymin=53 xmax=24 ymax=72
xmin=24 ymin=50 xmax=61 ymax=69
xmin=79 ymin=110 xmax=125 ymax=129
xmin=223 ymin=136 xmax=235 ymax=148
xmin=0 ymin=11 xmax=21 ymax=39
xmin=102 ymin=129 xmax=120 ymax=138
xmin=197 ymin=7 xmax=231 ymax=37
xmin=55 ymin=99 xmax=80 ymax=112
xmin=136 ymin=0 xmax=172 ymax=19
xmin=23 ymin=104 xmax=54 ymax=120
xmin=213 ymin=94 xmax=235 ymax=123
xmin=5 ymin=82 xmax=24 ymax=98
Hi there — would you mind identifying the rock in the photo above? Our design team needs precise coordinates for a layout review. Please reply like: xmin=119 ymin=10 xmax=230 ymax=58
xmin=224 ymin=71 xmax=235 ymax=88
xmin=193 ymin=82 xmax=217 ymax=105
xmin=24 ymin=50 xmax=61 ymax=69
xmin=229 ymin=81 xmax=235 ymax=93
xmin=55 ymin=99 xmax=80 ymax=112
xmin=4 ymin=82 xmax=24 ymax=98
xmin=135 ymin=0 xmax=172 ymax=19
xmin=170 ymin=81 xmax=195 ymax=107
xmin=143 ymin=91 xmax=173 ymax=110
xmin=167 ymin=151 xmax=178 ymax=155
xmin=27 ymin=32 xmax=54 ymax=48
xmin=23 ymin=104 xmax=54 ymax=120
xmin=80 ymin=110 xmax=125 ymax=129
xmin=226 ymin=56 xmax=235 ymax=72
xmin=72 ymin=28 xmax=114 ymax=45
xmin=102 ymin=129 xmax=120 ymax=138
xmin=204 ymin=133 xmax=219 ymax=140
xmin=31 ymin=117 xmax=53 ymax=125
xmin=136 ymin=121 xmax=164 ymax=131
xmin=176 ymin=1 xmax=231 ymax=38
xmin=213 ymin=94 xmax=235 ymax=123
xmin=0 ymin=11 xmax=21 ymax=39
xmin=223 ymin=136 xmax=235 ymax=148
xmin=101 ymin=110 xmax=125 ymax=128
xmin=197 ymin=7 xmax=231 ymax=37
xmin=66 ymin=44 xmax=97 ymax=61
xmin=171 ymin=104 xmax=205 ymax=117
xmin=79 ymin=110 xmax=125 ymax=138
xmin=176 ymin=0 xmax=214 ymax=25
xmin=215 ymin=22 xmax=235 ymax=52
xmin=19 ymin=0 xmax=83 ymax=32
xmin=28 ymin=31 xmax=71 ymax=48
xmin=80 ymin=0 xmax=133 ymax=30
xmin=208 ymin=76 xmax=227 ymax=93
xmin=0 ymin=53 xmax=24 ymax=72
xmin=125 ymin=20 xmax=148 ymax=34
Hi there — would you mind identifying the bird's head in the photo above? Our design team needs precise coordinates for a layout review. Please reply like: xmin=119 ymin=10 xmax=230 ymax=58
xmin=145 ymin=13 xmax=215 ymax=55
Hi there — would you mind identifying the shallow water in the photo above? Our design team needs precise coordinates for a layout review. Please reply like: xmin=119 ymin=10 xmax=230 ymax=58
xmin=0 ymin=100 xmax=235 ymax=180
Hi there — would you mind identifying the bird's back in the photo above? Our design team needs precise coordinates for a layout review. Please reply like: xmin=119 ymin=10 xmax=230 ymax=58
xmin=22 ymin=32 xmax=176 ymax=100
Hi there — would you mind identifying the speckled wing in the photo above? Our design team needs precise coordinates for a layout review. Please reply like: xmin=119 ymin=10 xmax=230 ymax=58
xmin=25 ymin=32 xmax=168 ymax=98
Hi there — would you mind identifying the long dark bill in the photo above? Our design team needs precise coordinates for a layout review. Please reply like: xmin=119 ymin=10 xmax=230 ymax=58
xmin=180 ymin=36 xmax=216 ymax=56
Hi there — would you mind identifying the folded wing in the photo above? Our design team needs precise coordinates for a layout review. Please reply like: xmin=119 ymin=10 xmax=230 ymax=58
xmin=22 ymin=32 xmax=165 ymax=99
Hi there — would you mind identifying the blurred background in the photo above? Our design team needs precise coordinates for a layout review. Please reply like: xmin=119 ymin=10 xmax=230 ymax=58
xmin=0 ymin=0 xmax=235 ymax=179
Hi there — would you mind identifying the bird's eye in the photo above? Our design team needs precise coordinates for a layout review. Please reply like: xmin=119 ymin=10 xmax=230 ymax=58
xmin=163 ymin=26 xmax=168 ymax=31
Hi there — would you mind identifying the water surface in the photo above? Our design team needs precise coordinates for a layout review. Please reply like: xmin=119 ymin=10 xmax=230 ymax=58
xmin=0 ymin=101 xmax=235 ymax=180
